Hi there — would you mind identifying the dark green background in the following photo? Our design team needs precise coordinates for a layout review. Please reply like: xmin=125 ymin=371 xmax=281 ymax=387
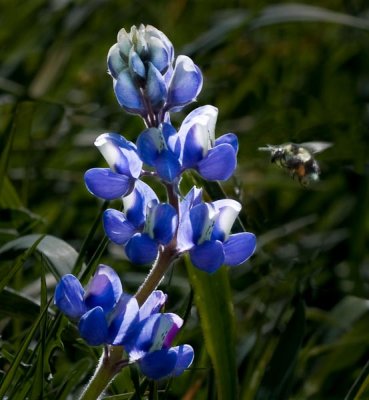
xmin=1 ymin=1 xmax=369 ymax=399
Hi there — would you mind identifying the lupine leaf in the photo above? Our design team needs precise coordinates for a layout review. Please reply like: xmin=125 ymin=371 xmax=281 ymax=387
xmin=185 ymin=260 xmax=237 ymax=400
xmin=0 ymin=287 xmax=46 ymax=320
xmin=0 ymin=234 xmax=44 ymax=292
xmin=0 ymin=234 xmax=81 ymax=279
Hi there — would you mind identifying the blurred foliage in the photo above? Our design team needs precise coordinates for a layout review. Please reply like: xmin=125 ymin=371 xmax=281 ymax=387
xmin=1 ymin=0 xmax=369 ymax=398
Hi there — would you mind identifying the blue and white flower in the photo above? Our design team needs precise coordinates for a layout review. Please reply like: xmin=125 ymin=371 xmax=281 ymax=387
xmin=125 ymin=312 xmax=194 ymax=380
xmin=54 ymin=265 xmax=139 ymax=346
xmin=103 ymin=180 xmax=178 ymax=264
xmin=178 ymin=197 xmax=256 ymax=273
xmin=84 ymin=133 xmax=142 ymax=200
xmin=136 ymin=122 xmax=181 ymax=182
xmin=178 ymin=105 xmax=238 ymax=180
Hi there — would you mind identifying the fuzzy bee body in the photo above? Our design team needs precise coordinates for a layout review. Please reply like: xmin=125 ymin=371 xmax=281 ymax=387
xmin=259 ymin=142 xmax=331 ymax=186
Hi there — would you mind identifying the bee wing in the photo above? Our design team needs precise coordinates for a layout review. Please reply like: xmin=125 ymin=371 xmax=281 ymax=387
xmin=300 ymin=142 xmax=332 ymax=154
xmin=258 ymin=144 xmax=276 ymax=152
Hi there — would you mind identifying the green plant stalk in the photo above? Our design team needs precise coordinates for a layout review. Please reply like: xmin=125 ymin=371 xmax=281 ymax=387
xmin=79 ymin=346 xmax=125 ymax=400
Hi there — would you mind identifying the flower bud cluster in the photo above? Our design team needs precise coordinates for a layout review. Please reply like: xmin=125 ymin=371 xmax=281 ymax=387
xmin=107 ymin=24 xmax=202 ymax=126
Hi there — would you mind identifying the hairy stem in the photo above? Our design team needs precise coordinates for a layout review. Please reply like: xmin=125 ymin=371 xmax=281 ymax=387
xmin=79 ymin=346 xmax=125 ymax=400
xmin=134 ymin=243 xmax=178 ymax=306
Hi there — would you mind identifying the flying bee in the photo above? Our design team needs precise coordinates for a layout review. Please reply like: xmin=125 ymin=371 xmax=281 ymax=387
xmin=259 ymin=142 xmax=332 ymax=186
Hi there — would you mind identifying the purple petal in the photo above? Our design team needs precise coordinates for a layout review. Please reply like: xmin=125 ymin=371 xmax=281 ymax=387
xmin=103 ymin=209 xmax=137 ymax=244
xmin=136 ymin=128 xmax=160 ymax=166
xmin=147 ymin=32 xmax=173 ymax=72
xmin=180 ymin=124 xmax=207 ymax=169
xmin=197 ymin=144 xmax=236 ymax=181
xmin=94 ymin=133 xmax=142 ymax=179
xmin=189 ymin=240 xmax=225 ymax=273
xmin=161 ymin=123 xmax=180 ymax=156
xmin=129 ymin=49 xmax=146 ymax=79
xmin=211 ymin=200 xmax=241 ymax=242
xmin=107 ymin=44 xmax=126 ymax=79
xmin=139 ymin=290 xmax=167 ymax=321
xmin=138 ymin=349 xmax=177 ymax=380
xmin=138 ymin=344 xmax=193 ymax=380
xmin=189 ymin=203 xmax=213 ymax=244
xmin=215 ymin=133 xmax=239 ymax=154
xmin=124 ymin=180 xmax=158 ymax=228
xmin=127 ymin=313 xmax=183 ymax=357
xmin=78 ymin=306 xmax=108 ymax=346
xmin=84 ymin=168 xmax=133 ymax=200
xmin=167 ymin=55 xmax=203 ymax=109
xmin=154 ymin=151 xmax=181 ymax=182
xmin=177 ymin=210 xmax=195 ymax=253
xmin=179 ymin=186 xmax=203 ymax=217
xmin=84 ymin=265 xmax=122 ymax=313
xmin=54 ymin=274 xmax=86 ymax=319
xmin=172 ymin=344 xmax=194 ymax=376
xmin=108 ymin=294 xmax=140 ymax=345
xmin=146 ymin=63 xmax=167 ymax=111
xmin=151 ymin=203 xmax=178 ymax=244
xmin=114 ymin=70 xmax=146 ymax=115
xmin=223 ymin=232 xmax=256 ymax=266
xmin=125 ymin=233 xmax=158 ymax=264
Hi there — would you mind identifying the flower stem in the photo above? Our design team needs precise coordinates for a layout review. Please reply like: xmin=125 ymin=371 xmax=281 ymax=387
xmin=79 ymin=346 xmax=125 ymax=400
xmin=134 ymin=243 xmax=178 ymax=306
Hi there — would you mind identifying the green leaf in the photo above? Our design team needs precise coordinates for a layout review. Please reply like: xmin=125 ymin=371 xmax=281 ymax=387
xmin=0 ymin=287 xmax=47 ymax=320
xmin=0 ymin=234 xmax=44 ymax=292
xmin=55 ymin=358 xmax=94 ymax=400
xmin=255 ymin=298 xmax=306 ymax=400
xmin=0 ymin=297 xmax=52 ymax=398
xmin=0 ymin=234 xmax=81 ymax=279
xmin=30 ymin=262 xmax=47 ymax=400
xmin=0 ymin=101 xmax=35 ymax=197
xmin=0 ymin=177 xmax=22 ymax=208
xmin=186 ymin=260 xmax=238 ymax=400
xmin=250 ymin=4 xmax=369 ymax=30
xmin=345 ymin=359 xmax=369 ymax=400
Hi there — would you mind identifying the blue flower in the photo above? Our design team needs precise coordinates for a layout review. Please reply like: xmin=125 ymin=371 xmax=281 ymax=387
xmin=125 ymin=312 xmax=194 ymax=380
xmin=103 ymin=180 xmax=178 ymax=264
xmin=165 ymin=55 xmax=203 ymax=112
xmin=136 ymin=122 xmax=181 ymax=182
xmin=178 ymin=105 xmax=239 ymax=180
xmin=84 ymin=133 xmax=142 ymax=200
xmin=54 ymin=265 xmax=139 ymax=346
xmin=107 ymin=25 xmax=203 ymax=122
xmin=178 ymin=196 xmax=256 ymax=273
xmin=108 ymin=25 xmax=174 ymax=117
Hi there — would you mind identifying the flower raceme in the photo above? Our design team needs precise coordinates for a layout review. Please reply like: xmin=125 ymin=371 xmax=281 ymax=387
xmin=54 ymin=265 xmax=194 ymax=380
xmin=107 ymin=24 xmax=203 ymax=124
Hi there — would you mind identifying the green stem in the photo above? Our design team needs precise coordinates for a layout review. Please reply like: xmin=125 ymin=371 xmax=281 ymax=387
xmin=135 ymin=243 xmax=178 ymax=306
xmin=79 ymin=346 xmax=125 ymax=400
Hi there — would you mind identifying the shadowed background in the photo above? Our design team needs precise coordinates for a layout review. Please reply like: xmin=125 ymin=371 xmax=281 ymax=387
xmin=1 ymin=0 xmax=369 ymax=399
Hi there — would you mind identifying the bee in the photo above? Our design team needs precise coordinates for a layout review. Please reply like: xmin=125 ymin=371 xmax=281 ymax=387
xmin=259 ymin=142 xmax=332 ymax=186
